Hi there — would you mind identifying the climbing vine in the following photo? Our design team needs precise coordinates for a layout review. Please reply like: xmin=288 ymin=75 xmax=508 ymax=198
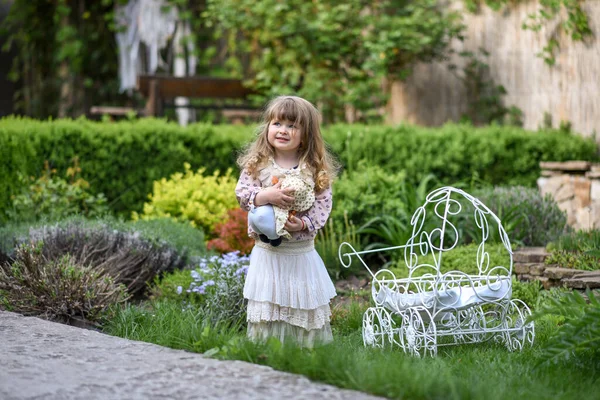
xmin=464 ymin=0 xmax=593 ymax=65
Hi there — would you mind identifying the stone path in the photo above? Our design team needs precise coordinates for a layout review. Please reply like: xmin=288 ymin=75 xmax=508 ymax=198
xmin=0 ymin=311 xmax=381 ymax=400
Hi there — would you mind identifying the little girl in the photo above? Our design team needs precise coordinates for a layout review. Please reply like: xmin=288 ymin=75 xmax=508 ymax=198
xmin=235 ymin=95 xmax=338 ymax=347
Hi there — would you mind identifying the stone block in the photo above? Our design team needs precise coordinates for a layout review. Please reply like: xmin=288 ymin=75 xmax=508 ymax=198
xmin=513 ymin=248 xmax=549 ymax=263
xmin=516 ymin=274 xmax=532 ymax=282
xmin=557 ymin=199 xmax=576 ymax=225
xmin=514 ymin=263 xmax=533 ymax=275
xmin=564 ymin=271 xmax=600 ymax=289
xmin=539 ymin=161 xmax=590 ymax=172
xmin=575 ymin=207 xmax=592 ymax=231
xmin=555 ymin=180 xmax=575 ymax=203
xmin=538 ymin=176 xmax=563 ymax=198
xmin=541 ymin=170 xmax=562 ymax=177
xmin=592 ymin=180 xmax=600 ymax=201
xmin=573 ymin=178 xmax=591 ymax=208
xmin=592 ymin=203 xmax=600 ymax=229
xmin=529 ymin=264 xmax=546 ymax=276
xmin=587 ymin=171 xmax=600 ymax=179
xmin=544 ymin=266 xmax=578 ymax=280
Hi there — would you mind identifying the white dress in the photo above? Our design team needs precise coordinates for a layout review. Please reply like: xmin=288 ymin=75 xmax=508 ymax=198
xmin=235 ymin=159 xmax=337 ymax=347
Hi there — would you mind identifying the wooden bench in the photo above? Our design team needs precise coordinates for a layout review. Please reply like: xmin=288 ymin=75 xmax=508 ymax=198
xmin=137 ymin=74 xmax=261 ymax=123
xmin=90 ymin=75 xmax=261 ymax=123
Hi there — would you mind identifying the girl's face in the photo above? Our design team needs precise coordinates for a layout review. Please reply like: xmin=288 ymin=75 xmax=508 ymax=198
xmin=267 ymin=118 xmax=302 ymax=155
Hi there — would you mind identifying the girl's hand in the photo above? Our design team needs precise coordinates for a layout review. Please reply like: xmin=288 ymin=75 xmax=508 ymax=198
xmin=255 ymin=181 xmax=295 ymax=208
xmin=285 ymin=215 xmax=304 ymax=232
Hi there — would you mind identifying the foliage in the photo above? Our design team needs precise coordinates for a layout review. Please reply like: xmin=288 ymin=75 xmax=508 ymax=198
xmin=126 ymin=217 xmax=207 ymax=260
xmin=18 ymin=220 xmax=187 ymax=297
xmin=326 ymin=123 xmax=598 ymax=192
xmin=133 ymin=163 xmax=238 ymax=236
xmin=354 ymin=173 xmax=439 ymax=258
xmin=171 ymin=252 xmax=249 ymax=327
xmin=206 ymin=208 xmax=254 ymax=255
xmin=205 ymin=0 xmax=464 ymax=122
xmin=511 ymin=277 xmax=543 ymax=309
xmin=0 ymin=0 xmax=131 ymax=118
xmin=0 ymin=215 xmax=206 ymax=267
xmin=388 ymin=243 xmax=511 ymax=279
xmin=546 ymin=229 xmax=600 ymax=271
xmin=471 ymin=186 xmax=567 ymax=246
xmin=531 ymin=289 xmax=600 ymax=364
xmin=315 ymin=213 xmax=361 ymax=280
xmin=463 ymin=0 xmax=592 ymax=66
xmin=332 ymin=164 xmax=409 ymax=227
xmin=0 ymin=117 xmax=249 ymax=221
xmin=0 ymin=242 xmax=128 ymax=323
xmin=150 ymin=251 xmax=249 ymax=328
xmin=102 ymin=300 xmax=244 ymax=352
xmin=7 ymin=158 xmax=109 ymax=223
xmin=1 ymin=117 xmax=597 ymax=221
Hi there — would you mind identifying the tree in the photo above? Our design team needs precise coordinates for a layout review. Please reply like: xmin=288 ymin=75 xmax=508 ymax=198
xmin=205 ymin=0 xmax=464 ymax=122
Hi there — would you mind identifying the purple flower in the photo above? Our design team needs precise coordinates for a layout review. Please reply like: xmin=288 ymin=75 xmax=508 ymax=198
xmin=235 ymin=265 xmax=249 ymax=276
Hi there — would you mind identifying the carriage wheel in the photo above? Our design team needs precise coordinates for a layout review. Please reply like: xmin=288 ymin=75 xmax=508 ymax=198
xmin=362 ymin=307 xmax=393 ymax=348
xmin=400 ymin=308 xmax=437 ymax=357
xmin=466 ymin=305 xmax=488 ymax=342
xmin=502 ymin=299 xmax=535 ymax=351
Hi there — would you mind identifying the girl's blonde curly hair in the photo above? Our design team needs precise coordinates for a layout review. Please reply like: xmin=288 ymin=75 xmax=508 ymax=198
xmin=237 ymin=95 xmax=339 ymax=193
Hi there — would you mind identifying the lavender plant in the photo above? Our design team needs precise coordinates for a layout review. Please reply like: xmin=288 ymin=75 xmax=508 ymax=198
xmin=178 ymin=251 xmax=249 ymax=327
xmin=472 ymin=186 xmax=567 ymax=246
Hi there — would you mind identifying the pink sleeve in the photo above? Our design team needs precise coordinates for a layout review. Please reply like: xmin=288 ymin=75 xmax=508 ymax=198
xmin=235 ymin=169 xmax=262 ymax=211
xmin=301 ymin=186 xmax=332 ymax=232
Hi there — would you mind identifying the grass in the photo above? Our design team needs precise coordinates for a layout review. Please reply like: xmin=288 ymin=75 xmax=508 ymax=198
xmin=102 ymin=297 xmax=600 ymax=400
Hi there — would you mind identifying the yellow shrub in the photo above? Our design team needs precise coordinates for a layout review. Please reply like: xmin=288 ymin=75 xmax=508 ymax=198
xmin=133 ymin=163 xmax=238 ymax=235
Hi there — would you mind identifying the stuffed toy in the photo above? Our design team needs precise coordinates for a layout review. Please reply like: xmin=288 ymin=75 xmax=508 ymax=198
xmin=248 ymin=175 xmax=315 ymax=246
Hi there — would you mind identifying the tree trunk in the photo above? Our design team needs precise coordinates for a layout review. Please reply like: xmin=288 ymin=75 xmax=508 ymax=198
xmin=57 ymin=10 xmax=72 ymax=118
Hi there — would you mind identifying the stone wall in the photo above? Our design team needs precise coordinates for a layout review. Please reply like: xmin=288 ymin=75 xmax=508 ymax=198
xmin=386 ymin=0 xmax=600 ymax=143
xmin=537 ymin=161 xmax=600 ymax=230
xmin=514 ymin=247 xmax=600 ymax=290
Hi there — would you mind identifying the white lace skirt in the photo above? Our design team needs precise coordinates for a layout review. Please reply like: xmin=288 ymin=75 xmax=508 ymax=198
xmin=243 ymin=240 xmax=336 ymax=347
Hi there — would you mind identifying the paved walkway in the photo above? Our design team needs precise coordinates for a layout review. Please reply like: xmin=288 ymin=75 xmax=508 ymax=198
xmin=0 ymin=311 xmax=381 ymax=400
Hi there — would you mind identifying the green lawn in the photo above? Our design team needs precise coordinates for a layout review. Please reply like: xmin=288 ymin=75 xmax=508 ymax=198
xmin=102 ymin=299 xmax=600 ymax=400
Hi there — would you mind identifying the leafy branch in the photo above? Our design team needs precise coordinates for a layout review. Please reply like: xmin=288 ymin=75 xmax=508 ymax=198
xmin=530 ymin=289 xmax=600 ymax=365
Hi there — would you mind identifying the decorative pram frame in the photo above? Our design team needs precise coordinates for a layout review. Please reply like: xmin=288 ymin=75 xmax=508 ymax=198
xmin=338 ymin=187 xmax=535 ymax=357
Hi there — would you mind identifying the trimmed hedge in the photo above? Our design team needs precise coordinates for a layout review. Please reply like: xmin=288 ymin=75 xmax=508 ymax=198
xmin=0 ymin=117 xmax=597 ymax=221
xmin=0 ymin=117 xmax=249 ymax=221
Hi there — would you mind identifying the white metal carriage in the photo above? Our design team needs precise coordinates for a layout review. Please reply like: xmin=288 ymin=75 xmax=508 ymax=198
xmin=338 ymin=187 xmax=535 ymax=357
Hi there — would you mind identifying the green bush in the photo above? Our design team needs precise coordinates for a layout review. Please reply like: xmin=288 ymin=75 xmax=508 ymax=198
xmin=11 ymin=219 xmax=188 ymax=297
xmin=0 ymin=215 xmax=207 ymax=266
xmin=0 ymin=117 xmax=249 ymax=221
xmin=132 ymin=163 xmax=239 ymax=236
xmin=1 ymin=117 xmax=596 ymax=222
xmin=546 ymin=229 xmax=600 ymax=271
xmin=511 ymin=278 xmax=543 ymax=309
xmin=7 ymin=159 xmax=109 ymax=223
xmin=150 ymin=251 xmax=249 ymax=327
xmin=332 ymin=163 xmax=411 ymax=226
xmin=0 ymin=242 xmax=128 ymax=323
xmin=326 ymin=123 xmax=598 ymax=189
xmin=531 ymin=289 xmax=600 ymax=364
xmin=388 ymin=243 xmax=511 ymax=278
xmin=316 ymin=216 xmax=361 ymax=280
xmin=471 ymin=186 xmax=567 ymax=246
